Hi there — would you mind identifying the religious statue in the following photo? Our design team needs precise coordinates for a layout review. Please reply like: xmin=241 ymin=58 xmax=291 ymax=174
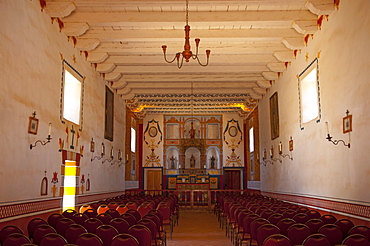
xmin=210 ymin=156 xmax=216 ymax=169
xmin=190 ymin=154 xmax=196 ymax=168
xmin=170 ymin=156 xmax=176 ymax=169
xmin=189 ymin=122 xmax=196 ymax=138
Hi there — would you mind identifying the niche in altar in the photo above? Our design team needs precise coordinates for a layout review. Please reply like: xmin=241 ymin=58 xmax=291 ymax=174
xmin=164 ymin=115 xmax=222 ymax=189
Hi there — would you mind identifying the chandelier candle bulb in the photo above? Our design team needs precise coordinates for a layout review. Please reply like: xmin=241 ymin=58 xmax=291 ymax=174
xmin=326 ymin=121 xmax=330 ymax=135
xmin=279 ymin=142 xmax=282 ymax=154
xmin=48 ymin=123 xmax=52 ymax=136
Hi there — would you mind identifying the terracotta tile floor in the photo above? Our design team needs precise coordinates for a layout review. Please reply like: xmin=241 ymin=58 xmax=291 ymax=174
xmin=166 ymin=209 xmax=233 ymax=246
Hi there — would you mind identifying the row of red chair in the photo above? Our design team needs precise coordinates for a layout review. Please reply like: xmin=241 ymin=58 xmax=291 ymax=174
xmin=215 ymin=193 xmax=370 ymax=246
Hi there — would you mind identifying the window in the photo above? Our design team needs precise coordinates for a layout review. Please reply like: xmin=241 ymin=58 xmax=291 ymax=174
xmin=299 ymin=58 xmax=321 ymax=128
xmin=131 ymin=127 xmax=136 ymax=153
xmin=249 ymin=127 xmax=254 ymax=152
xmin=61 ymin=61 xmax=84 ymax=125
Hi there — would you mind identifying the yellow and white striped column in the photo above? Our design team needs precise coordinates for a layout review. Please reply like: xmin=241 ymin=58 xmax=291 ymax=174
xmin=62 ymin=160 xmax=80 ymax=211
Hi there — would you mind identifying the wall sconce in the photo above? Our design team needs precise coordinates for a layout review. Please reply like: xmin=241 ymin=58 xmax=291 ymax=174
xmin=270 ymin=145 xmax=282 ymax=163
xmin=261 ymin=149 xmax=273 ymax=166
xmin=112 ymin=149 xmax=123 ymax=165
xmin=30 ymin=123 xmax=52 ymax=149
xmin=91 ymin=143 xmax=105 ymax=161
xmin=102 ymin=146 xmax=114 ymax=164
xmin=279 ymin=140 xmax=293 ymax=160
xmin=325 ymin=110 xmax=351 ymax=148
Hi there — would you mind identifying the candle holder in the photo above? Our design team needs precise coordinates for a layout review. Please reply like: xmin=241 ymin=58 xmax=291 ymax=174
xmin=279 ymin=141 xmax=293 ymax=161
xmin=261 ymin=149 xmax=273 ymax=166
xmin=326 ymin=134 xmax=350 ymax=148
xmin=102 ymin=146 xmax=114 ymax=164
xmin=112 ymin=149 xmax=123 ymax=165
xmin=325 ymin=112 xmax=351 ymax=148
xmin=91 ymin=143 xmax=105 ymax=161
xmin=270 ymin=145 xmax=282 ymax=163
xmin=30 ymin=135 xmax=52 ymax=149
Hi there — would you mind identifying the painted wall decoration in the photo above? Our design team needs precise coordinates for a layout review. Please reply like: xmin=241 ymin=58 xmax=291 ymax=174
xmin=143 ymin=119 xmax=163 ymax=167
xmin=41 ymin=171 xmax=48 ymax=196
xmin=51 ymin=171 xmax=58 ymax=197
xmin=270 ymin=92 xmax=279 ymax=139
xmin=223 ymin=118 xmax=243 ymax=167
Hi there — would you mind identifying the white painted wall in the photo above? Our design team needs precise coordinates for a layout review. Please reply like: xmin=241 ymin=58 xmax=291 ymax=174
xmin=259 ymin=0 xmax=370 ymax=203
xmin=0 ymin=1 xmax=126 ymax=203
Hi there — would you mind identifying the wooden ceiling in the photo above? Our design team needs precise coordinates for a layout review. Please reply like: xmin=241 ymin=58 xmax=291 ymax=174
xmin=43 ymin=0 xmax=338 ymax=118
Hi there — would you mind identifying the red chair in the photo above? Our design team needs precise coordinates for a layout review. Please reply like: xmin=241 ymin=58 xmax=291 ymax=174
xmin=335 ymin=218 xmax=355 ymax=239
xmin=79 ymin=204 xmax=93 ymax=214
xmin=32 ymin=224 xmax=56 ymax=245
xmin=116 ymin=204 xmax=129 ymax=215
xmin=75 ymin=232 xmax=103 ymax=246
xmin=62 ymin=209 xmax=78 ymax=219
xmin=349 ymin=225 xmax=370 ymax=241
xmin=296 ymin=207 xmax=309 ymax=214
xmin=95 ymin=225 xmax=119 ymax=246
xmin=342 ymin=234 xmax=370 ymax=246
xmin=320 ymin=214 xmax=337 ymax=224
xmin=282 ymin=209 xmax=297 ymax=219
xmin=128 ymin=224 xmax=152 ymax=246
xmin=286 ymin=223 xmax=311 ymax=245
xmin=84 ymin=218 xmax=103 ymax=233
xmin=27 ymin=218 xmax=48 ymax=239
xmin=268 ymin=213 xmax=284 ymax=226
xmin=126 ymin=209 xmax=142 ymax=221
xmin=55 ymin=218 xmax=75 ymax=237
xmin=72 ymin=213 xmax=89 ymax=225
xmin=257 ymin=223 xmax=281 ymax=246
xmin=138 ymin=218 xmax=160 ymax=246
xmin=108 ymin=202 xmax=119 ymax=210
xmin=126 ymin=201 xmax=138 ymax=210
xmin=263 ymin=234 xmax=292 ymax=246
xmin=105 ymin=209 xmax=120 ymax=219
xmin=157 ymin=204 xmax=173 ymax=239
xmin=143 ymin=213 xmax=166 ymax=245
xmin=120 ymin=213 xmax=137 ymax=227
xmin=83 ymin=208 xmax=98 ymax=218
xmin=96 ymin=213 xmax=113 ymax=224
xmin=292 ymin=213 xmax=310 ymax=224
xmin=237 ymin=214 xmax=260 ymax=246
xmin=97 ymin=205 xmax=110 ymax=215
xmin=318 ymin=224 xmax=342 ymax=246
xmin=250 ymin=218 xmax=270 ymax=245
xmin=302 ymin=233 xmax=330 ymax=246
xmin=111 ymin=233 xmax=139 ymax=246
xmin=47 ymin=213 xmax=65 ymax=229
xmin=277 ymin=218 xmax=296 ymax=236
xmin=109 ymin=218 xmax=130 ymax=234
xmin=305 ymin=218 xmax=325 ymax=234
xmin=39 ymin=233 xmax=68 ymax=246
xmin=260 ymin=210 xmax=275 ymax=220
xmin=138 ymin=203 xmax=152 ymax=218
xmin=65 ymin=223 xmax=87 ymax=244
xmin=306 ymin=210 xmax=321 ymax=220
xmin=0 ymin=225 xmax=24 ymax=244
xmin=2 ymin=233 xmax=31 ymax=246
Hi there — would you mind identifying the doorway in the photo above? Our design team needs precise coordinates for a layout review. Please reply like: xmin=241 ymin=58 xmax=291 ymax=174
xmin=224 ymin=169 xmax=242 ymax=190
xmin=146 ymin=169 xmax=162 ymax=191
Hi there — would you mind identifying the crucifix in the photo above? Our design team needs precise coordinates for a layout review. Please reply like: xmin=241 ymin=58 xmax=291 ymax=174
xmin=70 ymin=125 xmax=76 ymax=149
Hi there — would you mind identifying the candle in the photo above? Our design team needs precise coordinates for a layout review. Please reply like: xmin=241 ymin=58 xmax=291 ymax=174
xmin=48 ymin=123 xmax=52 ymax=136
xmin=279 ymin=142 xmax=282 ymax=154
xmin=118 ymin=149 xmax=122 ymax=160
xmin=325 ymin=122 xmax=330 ymax=135
xmin=111 ymin=147 xmax=114 ymax=158
xmin=270 ymin=148 xmax=273 ymax=158
xmin=101 ymin=143 xmax=105 ymax=156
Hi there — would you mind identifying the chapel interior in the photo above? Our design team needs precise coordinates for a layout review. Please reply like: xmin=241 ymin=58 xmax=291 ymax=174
xmin=1 ymin=0 xmax=370 ymax=245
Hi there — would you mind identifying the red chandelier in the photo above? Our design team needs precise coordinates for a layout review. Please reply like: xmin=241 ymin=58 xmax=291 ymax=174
xmin=161 ymin=0 xmax=211 ymax=69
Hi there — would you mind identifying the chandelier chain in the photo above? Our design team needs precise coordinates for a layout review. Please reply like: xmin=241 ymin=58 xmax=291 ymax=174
xmin=186 ymin=0 xmax=189 ymax=25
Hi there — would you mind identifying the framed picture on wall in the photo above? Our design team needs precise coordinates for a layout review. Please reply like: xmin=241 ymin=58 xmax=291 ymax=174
xmin=28 ymin=116 xmax=39 ymax=135
xmin=343 ymin=114 xmax=352 ymax=133
xmin=269 ymin=92 xmax=279 ymax=140
xmin=104 ymin=86 xmax=114 ymax=141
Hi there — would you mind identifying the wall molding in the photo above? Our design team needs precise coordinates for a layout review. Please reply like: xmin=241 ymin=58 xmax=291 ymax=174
xmin=262 ymin=190 xmax=370 ymax=220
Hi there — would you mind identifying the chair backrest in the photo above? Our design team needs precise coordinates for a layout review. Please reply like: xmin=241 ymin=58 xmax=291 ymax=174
xmin=105 ymin=209 xmax=120 ymax=219
xmin=97 ymin=204 xmax=110 ymax=214
xmin=282 ymin=209 xmax=297 ymax=219
xmin=126 ymin=209 xmax=142 ymax=221
xmin=318 ymin=224 xmax=342 ymax=246
xmin=268 ymin=213 xmax=284 ymax=225
xmin=250 ymin=218 xmax=270 ymax=240
xmin=263 ymin=234 xmax=292 ymax=246
xmin=47 ymin=213 xmax=65 ymax=229
xmin=111 ymin=233 xmax=139 ymax=246
xmin=83 ymin=208 xmax=98 ymax=218
xmin=2 ymin=233 xmax=31 ymax=246
xmin=257 ymin=223 xmax=281 ymax=246
xmin=39 ymin=233 xmax=68 ymax=246
xmin=27 ymin=218 xmax=48 ymax=239
xmin=335 ymin=218 xmax=355 ymax=239
xmin=349 ymin=225 xmax=370 ymax=241
xmin=306 ymin=210 xmax=321 ymax=220
xmin=260 ymin=210 xmax=275 ymax=220
xmin=128 ymin=224 xmax=152 ymax=246
xmin=116 ymin=204 xmax=129 ymax=215
xmin=277 ymin=218 xmax=296 ymax=236
xmin=109 ymin=218 xmax=131 ymax=234
xmin=56 ymin=218 xmax=75 ymax=236
xmin=137 ymin=203 xmax=152 ymax=218
xmin=138 ymin=218 xmax=158 ymax=240
xmin=305 ymin=218 xmax=325 ymax=234
xmin=320 ymin=214 xmax=337 ymax=224
xmin=65 ymin=223 xmax=87 ymax=244
xmin=302 ymin=233 xmax=330 ymax=246
xmin=342 ymin=234 xmax=370 ymax=246
xmin=286 ymin=223 xmax=311 ymax=245
xmin=120 ymin=213 xmax=137 ymax=227
xmin=96 ymin=213 xmax=113 ymax=224
xmin=62 ymin=209 xmax=78 ymax=219
xmin=79 ymin=204 xmax=93 ymax=214
xmin=75 ymin=232 xmax=103 ymax=246
xmin=242 ymin=214 xmax=260 ymax=235
xmin=108 ymin=202 xmax=119 ymax=210
xmin=143 ymin=213 xmax=163 ymax=233
xmin=126 ymin=201 xmax=138 ymax=210
xmin=296 ymin=207 xmax=309 ymax=214
xmin=292 ymin=213 xmax=310 ymax=224
xmin=95 ymin=225 xmax=119 ymax=246
xmin=72 ymin=213 xmax=89 ymax=225
xmin=32 ymin=224 xmax=56 ymax=245
xmin=156 ymin=205 xmax=171 ymax=224
xmin=0 ymin=225 xmax=24 ymax=243
xmin=84 ymin=218 xmax=103 ymax=233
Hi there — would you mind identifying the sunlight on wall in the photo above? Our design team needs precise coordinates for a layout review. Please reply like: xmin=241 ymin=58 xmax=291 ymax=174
xmin=62 ymin=160 xmax=77 ymax=211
